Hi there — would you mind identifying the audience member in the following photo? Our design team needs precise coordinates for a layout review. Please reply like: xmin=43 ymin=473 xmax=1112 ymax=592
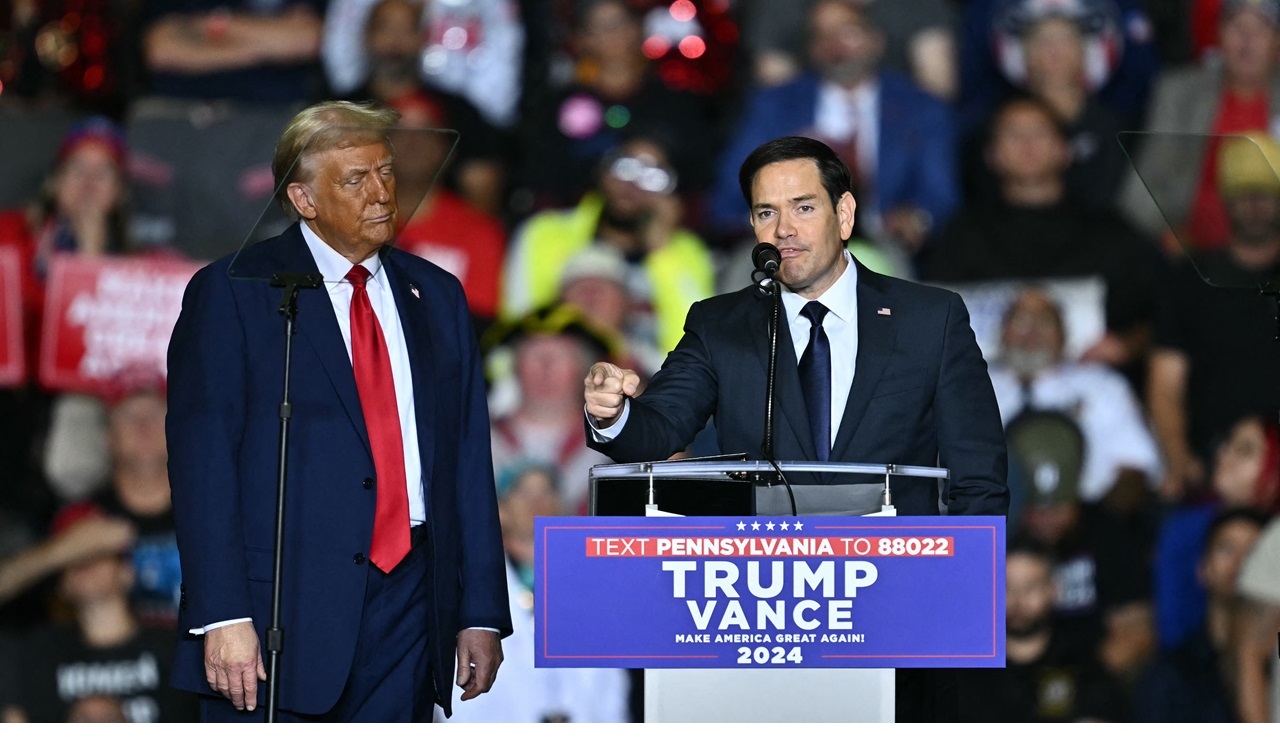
xmin=322 ymin=0 xmax=524 ymax=129
xmin=515 ymin=0 xmax=716 ymax=213
xmin=0 ymin=504 xmax=197 ymax=722
xmin=4 ymin=365 xmax=182 ymax=631
xmin=556 ymin=246 xmax=665 ymax=381
xmin=334 ymin=0 xmax=509 ymax=217
xmin=958 ymin=0 xmax=1160 ymax=133
xmin=1234 ymin=513 xmax=1280 ymax=721
xmin=736 ymin=0 xmax=960 ymax=100
xmin=502 ymin=136 xmax=715 ymax=358
xmin=385 ymin=91 xmax=508 ymax=335
xmin=140 ymin=0 xmax=325 ymax=104
xmin=1147 ymin=133 xmax=1280 ymax=501
xmin=922 ymin=96 xmax=1165 ymax=382
xmin=989 ymin=288 xmax=1163 ymax=512
xmin=483 ymin=304 xmax=619 ymax=515
xmin=0 ymin=514 xmax=134 ymax=609
xmin=440 ymin=463 xmax=631 ymax=722
xmin=0 ymin=116 xmax=131 ymax=366
xmin=960 ymin=539 xmax=1128 ymax=721
xmin=710 ymin=0 xmax=959 ymax=256
xmin=1131 ymin=507 xmax=1268 ymax=721
xmin=1153 ymin=412 xmax=1280 ymax=650
xmin=1008 ymin=409 xmax=1157 ymax=686
xmin=81 ymin=366 xmax=180 ymax=630
xmin=1119 ymin=0 xmax=1280 ymax=250
xmin=0 ymin=117 xmax=131 ymax=510
xmin=959 ymin=0 xmax=1130 ymax=212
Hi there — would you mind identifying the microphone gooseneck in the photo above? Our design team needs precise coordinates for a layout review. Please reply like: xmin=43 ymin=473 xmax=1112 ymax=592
xmin=753 ymin=250 xmax=797 ymax=516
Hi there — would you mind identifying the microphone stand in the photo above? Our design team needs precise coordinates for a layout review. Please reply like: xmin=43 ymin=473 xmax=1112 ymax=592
xmin=265 ymin=271 xmax=323 ymax=722
xmin=753 ymin=269 xmax=797 ymax=515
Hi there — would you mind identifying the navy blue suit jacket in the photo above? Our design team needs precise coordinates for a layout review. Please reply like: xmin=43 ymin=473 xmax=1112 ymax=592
xmin=707 ymin=70 xmax=960 ymax=238
xmin=165 ymin=223 xmax=511 ymax=716
xmin=590 ymin=262 xmax=1008 ymax=517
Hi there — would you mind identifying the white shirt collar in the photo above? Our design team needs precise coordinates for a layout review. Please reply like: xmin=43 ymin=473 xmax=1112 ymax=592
xmin=780 ymin=249 xmax=858 ymax=324
xmin=300 ymin=220 xmax=383 ymax=287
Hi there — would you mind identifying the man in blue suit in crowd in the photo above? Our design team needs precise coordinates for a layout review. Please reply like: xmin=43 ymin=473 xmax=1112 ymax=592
xmin=166 ymin=100 xmax=511 ymax=722
xmin=708 ymin=0 xmax=959 ymax=258
xmin=586 ymin=135 xmax=1007 ymax=720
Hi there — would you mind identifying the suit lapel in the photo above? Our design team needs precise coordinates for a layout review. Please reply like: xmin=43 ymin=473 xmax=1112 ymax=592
xmin=748 ymin=288 xmax=816 ymax=460
xmin=831 ymin=263 xmax=898 ymax=461
xmin=381 ymin=250 xmax=436 ymax=484
xmin=274 ymin=226 xmax=372 ymax=456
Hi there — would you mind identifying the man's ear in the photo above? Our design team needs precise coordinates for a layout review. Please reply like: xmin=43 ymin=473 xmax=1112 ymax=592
xmin=838 ymin=191 xmax=857 ymax=240
xmin=286 ymin=182 xmax=317 ymax=220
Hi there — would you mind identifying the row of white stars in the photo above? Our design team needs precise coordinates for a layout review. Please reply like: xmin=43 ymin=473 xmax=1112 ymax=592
xmin=735 ymin=520 xmax=804 ymax=531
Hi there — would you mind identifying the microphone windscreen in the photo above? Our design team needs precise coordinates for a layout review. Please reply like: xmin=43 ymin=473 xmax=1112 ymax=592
xmin=751 ymin=242 xmax=781 ymax=272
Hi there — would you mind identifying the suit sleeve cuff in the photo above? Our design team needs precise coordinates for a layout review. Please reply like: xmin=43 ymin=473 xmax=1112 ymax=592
xmin=585 ymin=400 xmax=630 ymax=443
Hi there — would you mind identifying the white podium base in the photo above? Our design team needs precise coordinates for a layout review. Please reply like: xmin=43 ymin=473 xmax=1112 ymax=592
xmin=644 ymin=667 xmax=895 ymax=722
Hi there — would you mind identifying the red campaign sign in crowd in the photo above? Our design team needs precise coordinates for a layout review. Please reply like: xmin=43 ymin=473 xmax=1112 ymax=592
xmin=0 ymin=246 xmax=25 ymax=387
xmin=38 ymin=253 xmax=202 ymax=394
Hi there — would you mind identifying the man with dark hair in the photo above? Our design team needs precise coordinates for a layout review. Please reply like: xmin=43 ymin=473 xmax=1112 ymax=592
xmin=960 ymin=538 xmax=1128 ymax=721
xmin=922 ymin=95 xmax=1165 ymax=386
xmin=584 ymin=134 xmax=1008 ymax=720
xmin=709 ymin=0 xmax=960 ymax=255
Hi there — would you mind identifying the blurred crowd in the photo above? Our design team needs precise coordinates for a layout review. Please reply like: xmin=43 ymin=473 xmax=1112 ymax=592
xmin=1 ymin=0 xmax=1280 ymax=724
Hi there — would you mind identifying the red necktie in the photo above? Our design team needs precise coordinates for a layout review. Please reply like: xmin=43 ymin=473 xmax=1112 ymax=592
xmin=346 ymin=265 xmax=411 ymax=573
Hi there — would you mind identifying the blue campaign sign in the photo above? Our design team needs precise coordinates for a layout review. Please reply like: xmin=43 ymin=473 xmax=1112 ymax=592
xmin=535 ymin=515 xmax=1005 ymax=670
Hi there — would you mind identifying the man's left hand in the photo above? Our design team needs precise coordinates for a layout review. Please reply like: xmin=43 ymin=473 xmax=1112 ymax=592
xmin=456 ymin=629 xmax=503 ymax=701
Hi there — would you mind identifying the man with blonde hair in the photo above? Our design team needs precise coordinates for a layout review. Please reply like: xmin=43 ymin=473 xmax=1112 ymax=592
xmin=166 ymin=99 xmax=511 ymax=722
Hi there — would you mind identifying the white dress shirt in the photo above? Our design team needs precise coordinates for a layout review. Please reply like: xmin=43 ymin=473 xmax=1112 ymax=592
xmin=814 ymin=79 xmax=879 ymax=184
xmin=988 ymin=361 xmax=1164 ymax=502
xmin=302 ymin=222 xmax=426 ymax=527
xmin=590 ymin=252 xmax=860 ymax=452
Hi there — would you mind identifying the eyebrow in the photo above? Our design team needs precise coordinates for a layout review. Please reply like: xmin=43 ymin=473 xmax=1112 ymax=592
xmin=337 ymin=159 xmax=396 ymax=180
xmin=753 ymin=193 xmax=820 ymax=211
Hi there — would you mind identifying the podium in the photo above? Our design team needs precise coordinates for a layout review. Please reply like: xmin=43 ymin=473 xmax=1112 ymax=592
xmin=588 ymin=459 xmax=950 ymax=723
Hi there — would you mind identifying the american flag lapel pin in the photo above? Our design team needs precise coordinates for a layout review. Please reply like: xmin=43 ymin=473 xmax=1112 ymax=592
xmin=410 ymin=284 xmax=420 ymax=299
xmin=877 ymin=307 xmax=891 ymax=316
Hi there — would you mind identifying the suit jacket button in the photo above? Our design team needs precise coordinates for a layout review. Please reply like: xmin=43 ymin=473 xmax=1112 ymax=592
xmin=353 ymin=553 xmax=366 ymax=565
xmin=362 ymin=478 xmax=374 ymax=490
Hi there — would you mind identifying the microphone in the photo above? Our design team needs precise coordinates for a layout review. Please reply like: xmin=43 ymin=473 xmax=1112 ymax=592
xmin=751 ymin=242 xmax=781 ymax=277
xmin=752 ymin=241 xmax=797 ymax=515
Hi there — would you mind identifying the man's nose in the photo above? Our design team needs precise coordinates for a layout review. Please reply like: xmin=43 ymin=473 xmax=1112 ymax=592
xmin=773 ymin=210 xmax=797 ymax=240
xmin=368 ymin=175 xmax=392 ymax=203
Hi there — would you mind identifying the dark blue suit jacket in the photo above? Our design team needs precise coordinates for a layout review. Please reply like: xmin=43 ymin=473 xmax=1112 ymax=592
xmin=591 ymin=261 xmax=1008 ymax=517
xmin=707 ymin=70 xmax=960 ymax=238
xmin=165 ymin=223 xmax=511 ymax=716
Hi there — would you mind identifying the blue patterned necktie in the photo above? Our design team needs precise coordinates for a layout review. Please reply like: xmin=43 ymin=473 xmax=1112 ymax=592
xmin=799 ymin=301 xmax=832 ymax=461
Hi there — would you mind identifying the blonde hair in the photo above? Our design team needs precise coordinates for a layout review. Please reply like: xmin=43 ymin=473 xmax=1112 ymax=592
xmin=272 ymin=100 xmax=400 ymax=219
